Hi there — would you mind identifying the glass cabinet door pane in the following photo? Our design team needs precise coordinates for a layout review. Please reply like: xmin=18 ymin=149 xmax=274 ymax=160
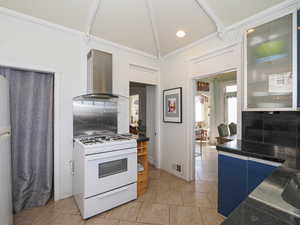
xmin=247 ymin=14 xmax=293 ymax=108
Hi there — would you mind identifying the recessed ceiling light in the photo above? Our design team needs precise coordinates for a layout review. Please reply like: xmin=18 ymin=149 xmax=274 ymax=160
xmin=247 ymin=28 xmax=255 ymax=34
xmin=176 ymin=30 xmax=186 ymax=38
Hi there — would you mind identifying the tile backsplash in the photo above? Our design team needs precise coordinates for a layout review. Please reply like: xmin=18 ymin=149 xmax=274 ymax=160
xmin=242 ymin=111 xmax=300 ymax=147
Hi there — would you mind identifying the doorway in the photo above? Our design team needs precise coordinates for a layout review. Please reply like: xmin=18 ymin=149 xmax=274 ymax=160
xmin=0 ymin=66 xmax=55 ymax=213
xmin=194 ymin=71 xmax=237 ymax=182
xmin=129 ymin=82 xmax=158 ymax=166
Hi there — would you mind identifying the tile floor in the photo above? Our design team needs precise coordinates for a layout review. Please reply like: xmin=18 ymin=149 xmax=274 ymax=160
xmin=14 ymin=144 xmax=224 ymax=225
xmin=195 ymin=143 xmax=218 ymax=182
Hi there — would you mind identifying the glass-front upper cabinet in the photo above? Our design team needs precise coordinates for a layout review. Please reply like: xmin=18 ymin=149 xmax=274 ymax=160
xmin=245 ymin=14 xmax=294 ymax=110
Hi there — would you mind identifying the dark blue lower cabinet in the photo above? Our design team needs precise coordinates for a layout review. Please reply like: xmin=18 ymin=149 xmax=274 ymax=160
xmin=218 ymin=153 xmax=248 ymax=217
xmin=247 ymin=159 xmax=278 ymax=194
xmin=218 ymin=153 xmax=281 ymax=217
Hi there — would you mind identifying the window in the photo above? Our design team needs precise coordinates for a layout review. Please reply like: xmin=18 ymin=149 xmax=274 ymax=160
xmin=225 ymin=84 xmax=237 ymax=124
xmin=227 ymin=97 xmax=237 ymax=124
xmin=225 ymin=85 xmax=237 ymax=93
xmin=195 ymin=96 xmax=204 ymax=122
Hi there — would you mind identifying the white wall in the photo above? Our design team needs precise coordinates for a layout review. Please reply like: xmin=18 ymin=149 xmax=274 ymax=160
xmin=0 ymin=10 xmax=160 ymax=200
xmin=160 ymin=35 xmax=242 ymax=180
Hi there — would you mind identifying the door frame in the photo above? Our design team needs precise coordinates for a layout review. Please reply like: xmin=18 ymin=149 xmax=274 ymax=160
xmin=188 ymin=68 xmax=240 ymax=181
xmin=0 ymin=60 xmax=61 ymax=201
xmin=145 ymin=85 xmax=159 ymax=167
xmin=129 ymin=81 xmax=161 ymax=168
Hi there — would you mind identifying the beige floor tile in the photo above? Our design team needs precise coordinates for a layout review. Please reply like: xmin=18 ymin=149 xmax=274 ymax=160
xmin=169 ymin=182 xmax=188 ymax=192
xmin=148 ymin=179 xmax=170 ymax=191
xmin=14 ymin=205 xmax=54 ymax=225
xmin=85 ymin=217 xmax=119 ymax=225
xmin=208 ymin=192 xmax=217 ymax=203
xmin=170 ymin=206 xmax=204 ymax=225
xmin=137 ymin=203 xmax=170 ymax=225
xmin=199 ymin=208 xmax=224 ymax=225
xmin=14 ymin=219 xmax=33 ymax=225
xmin=14 ymin=145 xmax=221 ymax=225
xmin=47 ymin=197 xmax=80 ymax=215
xmin=105 ymin=201 xmax=142 ymax=222
xmin=176 ymin=181 xmax=215 ymax=194
xmin=119 ymin=221 xmax=152 ymax=225
xmin=168 ymin=178 xmax=191 ymax=192
xmin=149 ymin=169 xmax=161 ymax=180
xmin=159 ymin=171 xmax=179 ymax=183
xmin=197 ymin=172 xmax=218 ymax=182
xmin=182 ymin=191 xmax=212 ymax=208
xmin=137 ymin=189 xmax=156 ymax=203
xmin=85 ymin=211 xmax=111 ymax=222
xmin=49 ymin=214 xmax=85 ymax=225
xmin=154 ymin=189 xmax=183 ymax=206
xmin=14 ymin=207 xmax=43 ymax=222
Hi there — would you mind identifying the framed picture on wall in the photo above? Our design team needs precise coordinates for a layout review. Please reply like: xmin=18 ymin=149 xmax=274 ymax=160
xmin=163 ymin=87 xmax=182 ymax=123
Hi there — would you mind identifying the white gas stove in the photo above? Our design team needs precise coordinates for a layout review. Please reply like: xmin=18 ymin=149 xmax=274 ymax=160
xmin=73 ymin=134 xmax=137 ymax=219
xmin=75 ymin=134 xmax=137 ymax=155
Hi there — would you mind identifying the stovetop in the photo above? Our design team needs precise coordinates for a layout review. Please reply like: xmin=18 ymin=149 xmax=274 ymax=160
xmin=78 ymin=134 xmax=132 ymax=146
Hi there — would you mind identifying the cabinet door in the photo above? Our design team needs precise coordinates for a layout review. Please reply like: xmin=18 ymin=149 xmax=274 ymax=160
xmin=248 ymin=159 xmax=278 ymax=194
xmin=298 ymin=10 xmax=300 ymax=108
xmin=218 ymin=153 xmax=248 ymax=217
xmin=246 ymin=14 xmax=293 ymax=109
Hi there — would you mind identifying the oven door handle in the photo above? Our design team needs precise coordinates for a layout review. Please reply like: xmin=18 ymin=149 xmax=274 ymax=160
xmin=96 ymin=185 xmax=132 ymax=199
xmin=86 ymin=148 xmax=137 ymax=161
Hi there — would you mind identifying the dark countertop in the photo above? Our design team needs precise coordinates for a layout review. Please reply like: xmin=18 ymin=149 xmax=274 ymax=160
xmin=222 ymin=197 xmax=300 ymax=225
xmin=217 ymin=139 xmax=300 ymax=225
xmin=133 ymin=135 xmax=150 ymax=142
xmin=217 ymin=139 xmax=300 ymax=167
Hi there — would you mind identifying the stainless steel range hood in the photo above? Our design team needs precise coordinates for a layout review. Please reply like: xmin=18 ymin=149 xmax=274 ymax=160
xmin=73 ymin=49 xmax=119 ymax=138
xmin=87 ymin=49 xmax=117 ymax=98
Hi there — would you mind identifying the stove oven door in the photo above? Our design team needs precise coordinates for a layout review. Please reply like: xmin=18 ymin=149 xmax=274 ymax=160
xmin=85 ymin=148 xmax=137 ymax=198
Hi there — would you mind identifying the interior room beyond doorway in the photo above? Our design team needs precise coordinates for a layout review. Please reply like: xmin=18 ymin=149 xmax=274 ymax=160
xmin=194 ymin=71 xmax=237 ymax=182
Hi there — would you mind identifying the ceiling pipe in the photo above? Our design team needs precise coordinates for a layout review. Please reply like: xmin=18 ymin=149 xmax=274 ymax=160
xmin=194 ymin=0 xmax=226 ymax=37
xmin=145 ymin=0 xmax=161 ymax=58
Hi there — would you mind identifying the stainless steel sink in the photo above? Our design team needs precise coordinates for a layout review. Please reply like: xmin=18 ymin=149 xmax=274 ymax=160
xmin=282 ymin=173 xmax=300 ymax=209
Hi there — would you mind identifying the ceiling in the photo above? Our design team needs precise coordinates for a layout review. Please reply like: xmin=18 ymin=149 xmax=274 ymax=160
xmin=0 ymin=0 xmax=286 ymax=56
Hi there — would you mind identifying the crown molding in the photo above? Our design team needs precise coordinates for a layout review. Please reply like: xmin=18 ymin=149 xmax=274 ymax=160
xmin=0 ymin=7 xmax=159 ymax=61
xmin=189 ymin=43 xmax=237 ymax=63
xmin=0 ymin=7 xmax=83 ymax=37
xmin=129 ymin=63 xmax=159 ymax=73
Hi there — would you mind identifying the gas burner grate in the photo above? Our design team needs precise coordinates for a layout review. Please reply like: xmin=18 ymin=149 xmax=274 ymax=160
xmin=79 ymin=134 xmax=131 ymax=145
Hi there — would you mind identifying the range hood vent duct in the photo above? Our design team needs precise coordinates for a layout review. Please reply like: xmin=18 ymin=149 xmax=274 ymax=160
xmin=87 ymin=49 xmax=115 ymax=98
